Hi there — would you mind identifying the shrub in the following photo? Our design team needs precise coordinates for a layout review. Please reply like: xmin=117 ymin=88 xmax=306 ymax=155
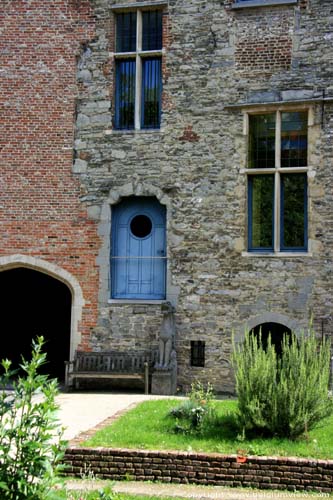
xmin=0 ymin=337 xmax=66 ymax=500
xmin=232 ymin=329 xmax=333 ymax=439
xmin=169 ymin=381 xmax=215 ymax=434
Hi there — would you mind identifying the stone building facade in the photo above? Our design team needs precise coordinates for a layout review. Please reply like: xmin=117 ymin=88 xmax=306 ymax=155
xmin=1 ymin=0 xmax=332 ymax=393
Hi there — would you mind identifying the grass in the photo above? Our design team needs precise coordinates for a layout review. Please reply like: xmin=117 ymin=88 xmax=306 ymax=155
xmin=82 ymin=399 xmax=333 ymax=459
xmin=54 ymin=491 xmax=176 ymax=500
xmin=52 ymin=483 xmax=177 ymax=499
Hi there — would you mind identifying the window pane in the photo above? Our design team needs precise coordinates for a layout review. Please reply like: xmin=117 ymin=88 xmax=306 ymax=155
xmin=116 ymin=12 xmax=137 ymax=52
xmin=249 ymin=114 xmax=276 ymax=168
xmin=281 ymin=174 xmax=307 ymax=250
xmin=142 ymin=11 xmax=162 ymax=51
xmin=115 ymin=60 xmax=135 ymax=130
xmin=249 ymin=175 xmax=274 ymax=250
xmin=281 ymin=112 xmax=307 ymax=168
xmin=142 ymin=57 xmax=161 ymax=129
xmin=190 ymin=341 xmax=205 ymax=367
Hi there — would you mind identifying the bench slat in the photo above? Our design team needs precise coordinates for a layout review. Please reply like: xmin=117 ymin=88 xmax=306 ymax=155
xmin=65 ymin=350 xmax=155 ymax=394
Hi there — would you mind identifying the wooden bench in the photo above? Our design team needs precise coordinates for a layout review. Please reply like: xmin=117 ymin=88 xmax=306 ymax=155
xmin=65 ymin=351 xmax=156 ymax=394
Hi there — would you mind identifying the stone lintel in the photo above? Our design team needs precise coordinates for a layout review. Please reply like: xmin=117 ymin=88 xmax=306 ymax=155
xmin=224 ymin=97 xmax=333 ymax=111
xmin=231 ymin=0 xmax=297 ymax=9
xmin=111 ymin=1 xmax=167 ymax=11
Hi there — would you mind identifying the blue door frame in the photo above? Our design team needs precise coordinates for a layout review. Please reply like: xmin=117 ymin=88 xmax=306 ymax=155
xmin=111 ymin=197 xmax=166 ymax=299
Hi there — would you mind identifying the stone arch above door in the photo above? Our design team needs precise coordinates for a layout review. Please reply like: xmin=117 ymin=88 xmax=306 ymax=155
xmin=97 ymin=182 xmax=180 ymax=306
xmin=234 ymin=312 xmax=302 ymax=344
xmin=0 ymin=254 xmax=84 ymax=359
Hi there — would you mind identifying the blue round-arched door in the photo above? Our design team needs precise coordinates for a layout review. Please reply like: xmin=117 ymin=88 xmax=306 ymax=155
xmin=111 ymin=197 xmax=166 ymax=299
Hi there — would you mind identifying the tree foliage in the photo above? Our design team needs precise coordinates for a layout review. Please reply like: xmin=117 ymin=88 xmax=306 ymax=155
xmin=0 ymin=337 xmax=66 ymax=500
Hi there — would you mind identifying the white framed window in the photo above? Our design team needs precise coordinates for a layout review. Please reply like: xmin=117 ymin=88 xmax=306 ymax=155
xmin=114 ymin=9 xmax=163 ymax=130
xmin=245 ymin=108 xmax=311 ymax=253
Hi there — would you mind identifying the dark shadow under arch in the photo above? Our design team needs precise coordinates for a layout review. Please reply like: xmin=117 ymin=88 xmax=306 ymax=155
xmin=250 ymin=322 xmax=293 ymax=356
xmin=0 ymin=268 xmax=71 ymax=380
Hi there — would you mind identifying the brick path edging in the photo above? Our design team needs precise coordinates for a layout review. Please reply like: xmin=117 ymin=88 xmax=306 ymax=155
xmin=63 ymin=447 xmax=333 ymax=493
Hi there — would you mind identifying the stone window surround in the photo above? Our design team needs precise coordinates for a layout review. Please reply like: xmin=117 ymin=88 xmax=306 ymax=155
xmin=240 ymin=103 xmax=317 ymax=257
xmin=111 ymin=3 xmax=165 ymax=131
xmin=97 ymin=182 xmax=180 ymax=307
xmin=232 ymin=0 xmax=297 ymax=9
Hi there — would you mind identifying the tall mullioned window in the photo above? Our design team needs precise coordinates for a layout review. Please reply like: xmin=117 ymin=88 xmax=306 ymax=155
xmin=114 ymin=10 xmax=162 ymax=130
xmin=247 ymin=111 xmax=308 ymax=252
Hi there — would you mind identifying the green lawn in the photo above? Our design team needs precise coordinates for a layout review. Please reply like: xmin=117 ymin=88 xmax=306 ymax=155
xmin=83 ymin=399 xmax=333 ymax=459
xmin=53 ymin=484 xmax=177 ymax=500
xmin=57 ymin=492 xmax=176 ymax=500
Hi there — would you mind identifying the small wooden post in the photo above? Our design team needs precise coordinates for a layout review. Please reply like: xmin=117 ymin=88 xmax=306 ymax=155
xmin=144 ymin=361 xmax=149 ymax=395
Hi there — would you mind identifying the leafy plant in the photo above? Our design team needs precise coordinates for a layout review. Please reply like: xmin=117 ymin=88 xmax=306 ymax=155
xmin=169 ymin=381 xmax=216 ymax=434
xmin=232 ymin=329 xmax=333 ymax=439
xmin=0 ymin=336 xmax=67 ymax=500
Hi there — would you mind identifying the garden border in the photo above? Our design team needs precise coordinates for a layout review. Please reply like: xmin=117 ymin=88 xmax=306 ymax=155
xmin=63 ymin=447 xmax=333 ymax=493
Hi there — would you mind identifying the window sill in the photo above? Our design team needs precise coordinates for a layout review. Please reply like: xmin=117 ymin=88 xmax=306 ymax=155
xmin=242 ymin=251 xmax=312 ymax=257
xmin=105 ymin=128 xmax=162 ymax=136
xmin=232 ymin=0 xmax=297 ymax=9
xmin=108 ymin=299 xmax=166 ymax=304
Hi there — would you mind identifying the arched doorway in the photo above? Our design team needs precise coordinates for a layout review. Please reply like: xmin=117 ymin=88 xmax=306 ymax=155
xmin=0 ymin=268 xmax=71 ymax=380
xmin=250 ymin=322 xmax=293 ymax=356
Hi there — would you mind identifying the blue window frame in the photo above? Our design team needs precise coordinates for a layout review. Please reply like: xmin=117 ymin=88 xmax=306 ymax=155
xmin=247 ymin=111 xmax=308 ymax=253
xmin=116 ymin=12 xmax=136 ymax=52
xmin=248 ymin=175 xmax=274 ymax=252
xmin=114 ymin=10 xmax=163 ymax=130
xmin=233 ymin=0 xmax=298 ymax=5
xmin=280 ymin=173 xmax=307 ymax=251
xmin=115 ymin=60 xmax=136 ymax=130
xmin=141 ymin=58 xmax=162 ymax=129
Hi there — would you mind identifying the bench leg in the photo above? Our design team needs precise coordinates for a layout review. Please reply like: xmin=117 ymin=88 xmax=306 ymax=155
xmin=144 ymin=362 xmax=149 ymax=395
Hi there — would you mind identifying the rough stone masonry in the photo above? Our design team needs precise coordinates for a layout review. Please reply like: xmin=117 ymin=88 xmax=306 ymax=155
xmin=1 ymin=0 xmax=332 ymax=393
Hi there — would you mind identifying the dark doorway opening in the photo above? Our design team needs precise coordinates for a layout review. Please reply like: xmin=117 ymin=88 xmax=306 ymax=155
xmin=250 ymin=322 xmax=293 ymax=356
xmin=0 ymin=268 xmax=71 ymax=380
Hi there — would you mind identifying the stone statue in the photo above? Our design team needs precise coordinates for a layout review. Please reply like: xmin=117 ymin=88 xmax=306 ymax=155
xmin=152 ymin=302 xmax=178 ymax=394
xmin=157 ymin=302 xmax=176 ymax=369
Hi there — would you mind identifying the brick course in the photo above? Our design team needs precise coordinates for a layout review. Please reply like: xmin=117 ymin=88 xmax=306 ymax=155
xmin=63 ymin=447 xmax=333 ymax=493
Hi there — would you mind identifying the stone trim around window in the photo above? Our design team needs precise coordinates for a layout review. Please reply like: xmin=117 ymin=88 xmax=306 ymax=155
xmin=232 ymin=0 xmax=297 ymax=9
xmin=112 ymin=7 xmax=163 ymax=130
xmin=243 ymin=107 xmax=314 ymax=254
xmin=111 ymin=1 xmax=167 ymax=11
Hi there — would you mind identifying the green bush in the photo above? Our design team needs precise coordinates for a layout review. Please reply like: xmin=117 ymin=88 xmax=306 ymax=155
xmin=232 ymin=330 xmax=333 ymax=439
xmin=169 ymin=381 xmax=216 ymax=434
xmin=0 ymin=337 xmax=66 ymax=500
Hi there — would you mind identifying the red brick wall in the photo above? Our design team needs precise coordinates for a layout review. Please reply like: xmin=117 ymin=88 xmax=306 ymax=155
xmin=235 ymin=36 xmax=292 ymax=72
xmin=63 ymin=447 xmax=333 ymax=493
xmin=0 ymin=0 xmax=98 ymax=349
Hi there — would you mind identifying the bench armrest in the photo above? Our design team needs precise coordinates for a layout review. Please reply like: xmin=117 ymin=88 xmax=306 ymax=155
xmin=64 ymin=360 xmax=74 ymax=388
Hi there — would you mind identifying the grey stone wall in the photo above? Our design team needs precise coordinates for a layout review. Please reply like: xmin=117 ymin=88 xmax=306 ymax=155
xmin=73 ymin=0 xmax=333 ymax=393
